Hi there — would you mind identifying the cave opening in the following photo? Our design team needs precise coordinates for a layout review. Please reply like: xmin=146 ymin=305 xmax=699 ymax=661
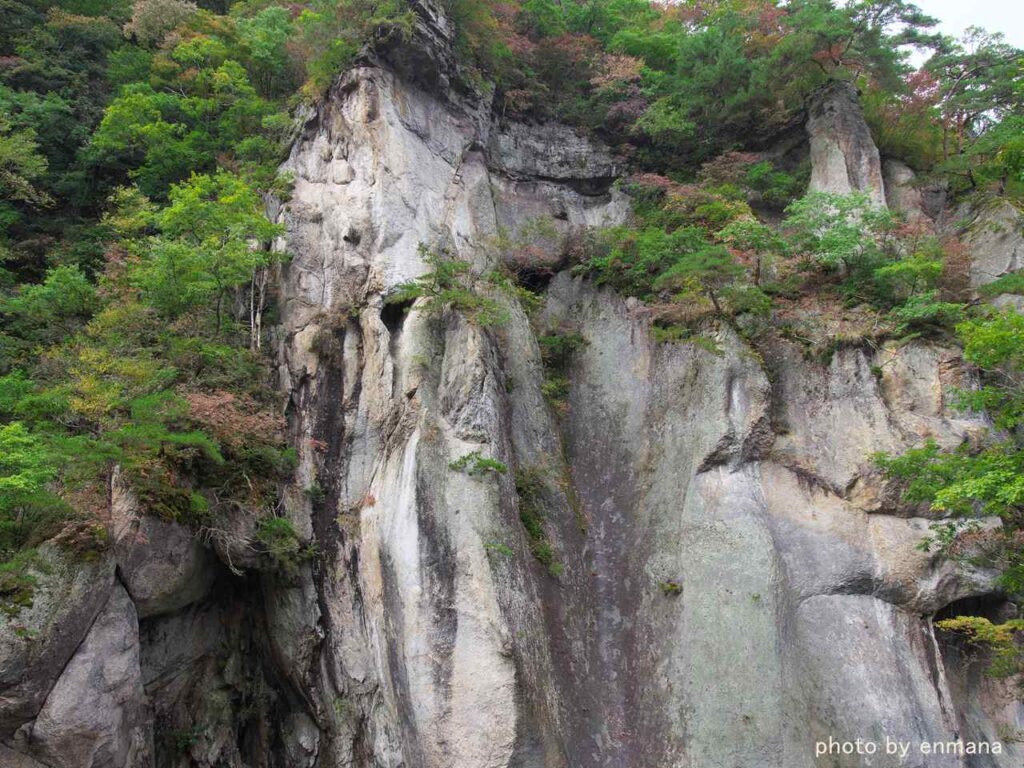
xmin=514 ymin=265 xmax=555 ymax=294
xmin=933 ymin=593 xmax=1011 ymax=625
xmin=381 ymin=298 xmax=415 ymax=338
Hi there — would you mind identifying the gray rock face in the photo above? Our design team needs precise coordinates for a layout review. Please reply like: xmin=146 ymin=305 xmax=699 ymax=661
xmin=112 ymin=476 xmax=216 ymax=618
xmin=0 ymin=744 xmax=48 ymax=768
xmin=3 ymin=9 xmax=1022 ymax=766
xmin=884 ymin=159 xmax=933 ymax=224
xmin=0 ymin=547 xmax=115 ymax=736
xmin=487 ymin=122 xmax=623 ymax=182
xmin=261 ymin=53 xmax=1021 ymax=768
xmin=948 ymin=199 xmax=1024 ymax=295
xmin=807 ymin=81 xmax=886 ymax=206
xmin=25 ymin=585 xmax=152 ymax=768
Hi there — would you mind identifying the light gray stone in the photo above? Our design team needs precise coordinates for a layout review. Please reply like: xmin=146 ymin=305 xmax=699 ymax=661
xmin=0 ymin=546 xmax=114 ymax=737
xmin=807 ymin=81 xmax=886 ymax=206
xmin=884 ymin=158 xmax=931 ymax=224
xmin=955 ymin=199 xmax=1024 ymax=290
xmin=27 ymin=585 xmax=152 ymax=768
xmin=112 ymin=478 xmax=216 ymax=618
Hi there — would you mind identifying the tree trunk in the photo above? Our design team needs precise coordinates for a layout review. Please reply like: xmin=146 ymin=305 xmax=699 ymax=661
xmin=707 ymin=289 xmax=723 ymax=315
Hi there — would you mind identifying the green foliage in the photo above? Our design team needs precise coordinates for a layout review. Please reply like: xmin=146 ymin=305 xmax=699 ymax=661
xmin=936 ymin=616 xmax=1024 ymax=678
xmin=650 ymin=325 xmax=718 ymax=352
xmin=887 ymin=290 xmax=963 ymax=334
xmin=0 ymin=422 xmax=67 ymax=555
xmin=781 ymin=0 xmax=940 ymax=90
xmin=514 ymin=466 xmax=560 ymax=576
xmin=449 ymin=451 xmax=508 ymax=476
xmin=132 ymin=171 xmax=285 ymax=330
xmin=579 ymin=225 xmax=741 ymax=309
xmin=954 ymin=310 xmax=1024 ymax=429
xmin=979 ymin=269 xmax=1024 ymax=299
xmin=391 ymin=246 xmax=508 ymax=327
xmin=653 ymin=238 xmax=743 ymax=313
xmin=535 ymin=324 xmax=586 ymax=410
xmin=255 ymin=516 xmax=309 ymax=575
xmin=926 ymin=28 xmax=1024 ymax=194
xmin=295 ymin=0 xmax=415 ymax=97
xmin=779 ymin=191 xmax=964 ymax=326
xmin=744 ymin=161 xmax=804 ymax=208
xmin=0 ymin=265 xmax=99 ymax=367
xmin=538 ymin=331 xmax=587 ymax=371
xmin=876 ymin=439 xmax=1024 ymax=520
xmin=237 ymin=6 xmax=294 ymax=96
xmin=124 ymin=0 xmax=197 ymax=47
xmin=783 ymin=192 xmax=897 ymax=273
xmin=483 ymin=541 xmax=514 ymax=557
xmin=0 ymin=115 xmax=51 ymax=209
xmin=659 ymin=579 xmax=682 ymax=596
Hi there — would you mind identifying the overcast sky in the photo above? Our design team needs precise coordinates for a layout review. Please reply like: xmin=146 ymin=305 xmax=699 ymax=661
xmin=911 ymin=0 xmax=1024 ymax=47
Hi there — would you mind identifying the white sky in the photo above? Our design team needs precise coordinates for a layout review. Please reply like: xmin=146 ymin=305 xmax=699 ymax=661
xmin=912 ymin=0 xmax=1024 ymax=47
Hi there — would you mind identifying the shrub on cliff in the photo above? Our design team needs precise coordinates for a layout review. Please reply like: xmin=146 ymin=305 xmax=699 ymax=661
xmin=390 ymin=245 xmax=509 ymax=327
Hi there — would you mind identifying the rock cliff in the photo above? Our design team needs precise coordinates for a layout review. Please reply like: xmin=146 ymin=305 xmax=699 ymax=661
xmin=1 ymin=3 xmax=1022 ymax=767
xmin=807 ymin=81 xmax=887 ymax=206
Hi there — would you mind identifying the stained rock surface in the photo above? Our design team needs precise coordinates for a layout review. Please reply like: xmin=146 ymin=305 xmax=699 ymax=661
xmin=807 ymin=81 xmax=887 ymax=206
xmin=1 ymin=3 xmax=1022 ymax=766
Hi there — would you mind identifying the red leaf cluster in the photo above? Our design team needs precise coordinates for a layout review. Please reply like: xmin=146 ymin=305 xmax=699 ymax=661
xmin=186 ymin=390 xmax=285 ymax=449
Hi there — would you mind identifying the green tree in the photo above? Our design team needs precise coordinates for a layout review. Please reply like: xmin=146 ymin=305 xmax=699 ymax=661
xmin=0 ymin=265 xmax=99 ymax=367
xmin=237 ymin=5 xmax=295 ymax=96
xmin=123 ymin=0 xmax=196 ymax=47
xmin=780 ymin=0 xmax=939 ymax=88
xmin=783 ymin=192 xmax=896 ymax=274
xmin=130 ymin=171 xmax=285 ymax=339
xmin=717 ymin=216 xmax=786 ymax=286
xmin=295 ymin=0 xmax=415 ymax=97
xmin=926 ymin=28 xmax=1024 ymax=167
xmin=0 ymin=115 xmax=52 ymax=274
xmin=652 ymin=238 xmax=743 ymax=315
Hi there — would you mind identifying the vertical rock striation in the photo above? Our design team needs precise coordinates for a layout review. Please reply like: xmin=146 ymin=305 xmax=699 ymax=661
xmin=1 ymin=4 xmax=1022 ymax=766
xmin=807 ymin=81 xmax=887 ymax=206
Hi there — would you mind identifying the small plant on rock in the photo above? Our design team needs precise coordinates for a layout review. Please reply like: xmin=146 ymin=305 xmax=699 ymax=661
xmin=449 ymin=451 xmax=508 ymax=476
xmin=515 ymin=466 xmax=562 ymax=577
xmin=255 ymin=516 xmax=312 ymax=575
xmin=389 ymin=245 xmax=508 ymax=327
xmin=659 ymin=579 xmax=683 ymax=596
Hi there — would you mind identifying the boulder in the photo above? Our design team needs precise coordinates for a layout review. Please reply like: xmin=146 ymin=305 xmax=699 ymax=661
xmin=25 ymin=585 xmax=152 ymax=768
xmin=884 ymin=159 xmax=932 ymax=224
xmin=0 ymin=547 xmax=114 ymax=736
xmin=112 ymin=498 xmax=216 ymax=618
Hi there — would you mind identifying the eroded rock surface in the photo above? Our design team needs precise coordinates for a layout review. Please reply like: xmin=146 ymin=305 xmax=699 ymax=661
xmin=807 ymin=81 xmax=886 ymax=206
xmin=947 ymin=199 xmax=1024 ymax=301
xmin=2 ymin=3 xmax=1022 ymax=766
xmin=24 ymin=586 xmax=152 ymax=768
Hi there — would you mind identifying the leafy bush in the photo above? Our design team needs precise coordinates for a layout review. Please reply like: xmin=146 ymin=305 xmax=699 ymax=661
xmin=936 ymin=616 xmax=1024 ymax=678
xmin=538 ymin=331 xmax=587 ymax=372
xmin=295 ymin=0 xmax=416 ymax=97
xmin=0 ymin=423 xmax=69 ymax=556
xmin=449 ymin=451 xmax=508 ymax=476
xmin=255 ymin=516 xmax=310 ymax=575
xmin=390 ymin=246 xmax=508 ymax=327
xmin=783 ymin=192 xmax=897 ymax=274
